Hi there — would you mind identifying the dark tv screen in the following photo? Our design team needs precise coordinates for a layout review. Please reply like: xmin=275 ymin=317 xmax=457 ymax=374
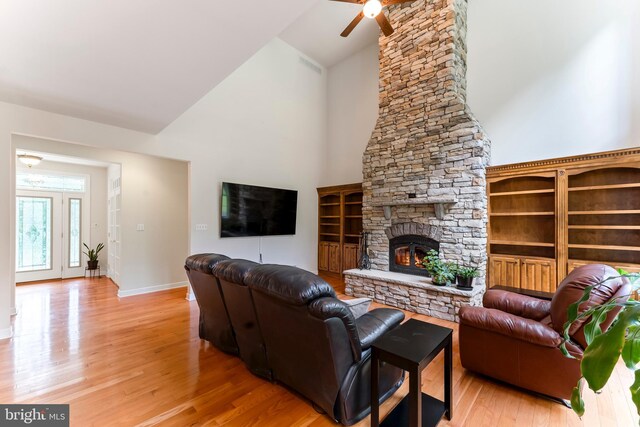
xmin=220 ymin=182 xmax=298 ymax=237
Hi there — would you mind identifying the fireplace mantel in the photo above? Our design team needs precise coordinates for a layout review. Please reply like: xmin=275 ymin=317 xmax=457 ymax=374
xmin=372 ymin=197 xmax=457 ymax=220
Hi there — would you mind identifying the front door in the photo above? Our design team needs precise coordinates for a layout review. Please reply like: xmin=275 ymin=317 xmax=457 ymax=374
xmin=16 ymin=191 xmax=89 ymax=282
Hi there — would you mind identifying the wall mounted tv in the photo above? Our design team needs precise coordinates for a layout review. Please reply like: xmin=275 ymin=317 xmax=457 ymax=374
xmin=220 ymin=182 xmax=298 ymax=238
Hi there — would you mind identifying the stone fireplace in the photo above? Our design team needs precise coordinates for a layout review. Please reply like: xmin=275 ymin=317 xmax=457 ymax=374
xmin=344 ymin=0 xmax=491 ymax=322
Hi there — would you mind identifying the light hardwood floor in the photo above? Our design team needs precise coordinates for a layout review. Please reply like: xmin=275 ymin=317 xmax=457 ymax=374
xmin=0 ymin=277 xmax=637 ymax=426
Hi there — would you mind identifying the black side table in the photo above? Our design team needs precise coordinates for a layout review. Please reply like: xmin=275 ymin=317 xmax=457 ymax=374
xmin=371 ymin=319 xmax=453 ymax=427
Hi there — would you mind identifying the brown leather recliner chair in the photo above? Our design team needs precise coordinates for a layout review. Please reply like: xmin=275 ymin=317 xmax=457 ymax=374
xmin=245 ymin=264 xmax=406 ymax=426
xmin=459 ymin=264 xmax=631 ymax=401
xmin=184 ymin=254 xmax=238 ymax=355
xmin=212 ymin=259 xmax=272 ymax=380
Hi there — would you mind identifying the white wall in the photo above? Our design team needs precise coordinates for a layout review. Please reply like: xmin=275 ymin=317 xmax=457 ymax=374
xmin=13 ymin=135 xmax=189 ymax=295
xmin=324 ymin=43 xmax=380 ymax=186
xmin=17 ymin=160 xmax=109 ymax=267
xmin=467 ymin=0 xmax=640 ymax=165
xmin=155 ymin=38 xmax=327 ymax=271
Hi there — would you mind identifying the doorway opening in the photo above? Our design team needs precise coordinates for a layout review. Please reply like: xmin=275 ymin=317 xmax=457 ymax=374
xmin=15 ymin=152 xmax=119 ymax=284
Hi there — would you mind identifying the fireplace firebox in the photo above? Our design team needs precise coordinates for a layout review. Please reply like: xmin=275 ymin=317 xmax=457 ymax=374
xmin=389 ymin=235 xmax=440 ymax=277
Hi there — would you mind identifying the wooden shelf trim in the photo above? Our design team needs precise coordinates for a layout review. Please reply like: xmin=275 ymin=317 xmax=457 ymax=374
xmin=490 ymin=240 xmax=555 ymax=248
xmin=569 ymin=210 xmax=640 ymax=215
xmin=568 ymin=183 xmax=640 ymax=192
xmin=345 ymin=215 xmax=363 ymax=218
xmin=320 ymin=223 xmax=339 ymax=227
xmin=344 ymin=202 xmax=363 ymax=205
xmin=568 ymin=244 xmax=640 ymax=252
xmin=320 ymin=233 xmax=340 ymax=237
xmin=569 ymin=225 xmax=640 ymax=230
xmin=490 ymin=212 xmax=555 ymax=217
xmin=320 ymin=203 xmax=340 ymax=206
xmin=489 ymin=189 xmax=555 ymax=197
xmin=319 ymin=215 xmax=340 ymax=218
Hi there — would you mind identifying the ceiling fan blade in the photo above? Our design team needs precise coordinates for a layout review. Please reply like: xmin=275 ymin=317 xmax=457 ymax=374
xmin=375 ymin=12 xmax=394 ymax=36
xmin=330 ymin=0 xmax=362 ymax=4
xmin=341 ymin=12 xmax=365 ymax=37
xmin=383 ymin=0 xmax=414 ymax=5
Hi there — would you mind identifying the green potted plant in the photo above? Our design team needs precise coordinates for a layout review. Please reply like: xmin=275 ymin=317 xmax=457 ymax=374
xmin=83 ymin=243 xmax=104 ymax=270
xmin=456 ymin=266 xmax=479 ymax=289
xmin=560 ymin=269 xmax=640 ymax=419
xmin=422 ymin=250 xmax=454 ymax=286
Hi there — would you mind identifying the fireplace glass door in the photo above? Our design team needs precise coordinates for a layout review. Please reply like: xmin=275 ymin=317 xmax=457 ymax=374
xmin=389 ymin=235 xmax=439 ymax=277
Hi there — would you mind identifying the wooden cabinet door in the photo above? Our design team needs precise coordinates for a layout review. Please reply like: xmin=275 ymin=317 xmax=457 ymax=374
xmin=521 ymin=258 xmax=557 ymax=293
xmin=328 ymin=242 xmax=341 ymax=273
xmin=489 ymin=256 xmax=520 ymax=288
xmin=343 ymin=244 xmax=359 ymax=271
xmin=318 ymin=242 xmax=329 ymax=272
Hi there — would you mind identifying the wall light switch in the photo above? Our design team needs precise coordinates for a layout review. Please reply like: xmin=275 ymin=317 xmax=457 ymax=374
xmin=136 ymin=224 xmax=145 ymax=231
xmin=195 ymin=224 xmax=208 ymax=231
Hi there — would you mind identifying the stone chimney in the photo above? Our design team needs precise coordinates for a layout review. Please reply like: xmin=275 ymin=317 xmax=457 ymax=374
xmin=363 ymin=0 xmax=491 ymax=279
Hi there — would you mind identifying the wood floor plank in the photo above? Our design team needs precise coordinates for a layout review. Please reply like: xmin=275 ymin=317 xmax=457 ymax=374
xmin=0 ymin=276 xmax=637 ymax=426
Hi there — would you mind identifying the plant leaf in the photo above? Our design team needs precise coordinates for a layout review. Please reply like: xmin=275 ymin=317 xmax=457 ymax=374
xmin=559 ymin=342 xmax=575 ymax=359
xmin=622 ymin=328 xmax=640 ymax=369
xmin=631 ymin=370 xmax=640 ymax=418
xmin=583 ymin=305 xmax=615 ymax=346
xmin=565 ymin=285 xmax=594 ymax=334
xmin=571 ymin=379 xmax=585 ymax=418
xmin=582 ymin=305 xmax=640 ymax=392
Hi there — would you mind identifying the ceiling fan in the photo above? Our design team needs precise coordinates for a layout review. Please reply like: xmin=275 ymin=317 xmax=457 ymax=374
xmin=330 ymin=0 xmax=414 ymax=37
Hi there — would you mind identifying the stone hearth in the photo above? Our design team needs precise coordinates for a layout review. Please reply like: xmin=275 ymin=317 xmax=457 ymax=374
xmin=345 ymin=0 xmax=491 ymax=321
xmin=344 ymin=269 xmax=483 ymax=322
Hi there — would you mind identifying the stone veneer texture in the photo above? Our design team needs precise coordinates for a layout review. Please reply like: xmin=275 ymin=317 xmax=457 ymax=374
xmin=362 ymin=0 xmax=491 ymax=280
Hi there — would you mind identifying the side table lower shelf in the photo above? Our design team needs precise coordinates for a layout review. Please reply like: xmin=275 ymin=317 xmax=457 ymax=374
xmin=381 ymin=393 xmax=446 ymax=427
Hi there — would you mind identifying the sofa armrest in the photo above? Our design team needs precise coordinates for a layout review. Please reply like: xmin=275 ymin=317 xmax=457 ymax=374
xmin=483 ymin=289 xmax=551 ymax=321
xmin=309 ymin=297 xmax=363 ymax=361
xmin=356 ymin=308 xmax=405 ymax=350
xmin=460 ymin=306 xmax=561 ymax=348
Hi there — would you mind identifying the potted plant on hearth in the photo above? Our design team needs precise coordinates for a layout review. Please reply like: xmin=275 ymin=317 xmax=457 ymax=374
xmin=423 ymin=250 xmax=454 ymax=286
xmin=83 ymin=243 xmax=104 ymax=270
xmin=456 ymin=266 xmax=479 ymax=290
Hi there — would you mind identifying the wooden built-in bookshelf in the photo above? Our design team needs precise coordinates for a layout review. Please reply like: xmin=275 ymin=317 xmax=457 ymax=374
xmin=487 ymin=148 xmax=640 ymax=294
xmin=317 ymin=183 xmax=363 ymax=276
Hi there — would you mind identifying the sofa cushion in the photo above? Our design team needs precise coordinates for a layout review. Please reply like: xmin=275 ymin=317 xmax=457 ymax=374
xmin=212 ymin=259 xmax=259 ymax=284
xmin=185 ymin=253 xmax=230 ymax=274
xmin=245 ymin=264 xmax=336 ymax=305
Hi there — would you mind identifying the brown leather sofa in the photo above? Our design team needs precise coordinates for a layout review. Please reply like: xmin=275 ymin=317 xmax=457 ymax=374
xmin=185 ymin=255 xmax=405 ymax=425
xmin=184 ymin=253 xmax=238 ymax=355
xmin=459 ymin=264 xmax=631 ymax=401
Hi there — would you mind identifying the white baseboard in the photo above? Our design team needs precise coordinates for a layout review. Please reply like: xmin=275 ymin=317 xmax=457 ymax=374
xmin=0 ymin=326 xmax=13 ymax=340
xmin=10 ymin=307 xmax=17 ymax=316
xmin=117 ymin=281 xmax=188 ymax=298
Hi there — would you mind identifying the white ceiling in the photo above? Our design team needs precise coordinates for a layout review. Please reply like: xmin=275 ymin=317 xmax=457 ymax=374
xmin=0 ymin=0 xmax=318 ymax=134
xmin=280 ymin=1 xmax=379 ymax=68
xmin=17 ymin=151 xmax=112 ymax=168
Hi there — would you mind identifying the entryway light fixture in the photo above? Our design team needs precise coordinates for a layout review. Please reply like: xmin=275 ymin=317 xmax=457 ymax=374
xmin=363 ymin=0 xmax=383 ymax=18
xmin=17 ymin=154 xmax=43 ymax=168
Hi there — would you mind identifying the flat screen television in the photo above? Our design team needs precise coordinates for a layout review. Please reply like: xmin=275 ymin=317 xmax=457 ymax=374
xmin=220 ymin=182 xmax=298 ymax=237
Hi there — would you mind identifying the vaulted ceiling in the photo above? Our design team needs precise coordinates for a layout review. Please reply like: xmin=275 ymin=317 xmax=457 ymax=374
xmin=0 ymin=0 xmax=318 ymax=133
xmin=280 ymin=1 xmax=379 ymax=68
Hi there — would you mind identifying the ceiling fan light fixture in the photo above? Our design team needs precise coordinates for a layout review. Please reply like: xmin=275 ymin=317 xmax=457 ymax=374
xmin=363 ymin=0 xmax=383 ymax=19
xmin=17 ymin=154 xmax=43 ymax=168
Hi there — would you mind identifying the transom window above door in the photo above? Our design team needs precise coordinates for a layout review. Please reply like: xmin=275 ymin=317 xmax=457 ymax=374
xmin=17 ymin=171 xmax=86 ymax=192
